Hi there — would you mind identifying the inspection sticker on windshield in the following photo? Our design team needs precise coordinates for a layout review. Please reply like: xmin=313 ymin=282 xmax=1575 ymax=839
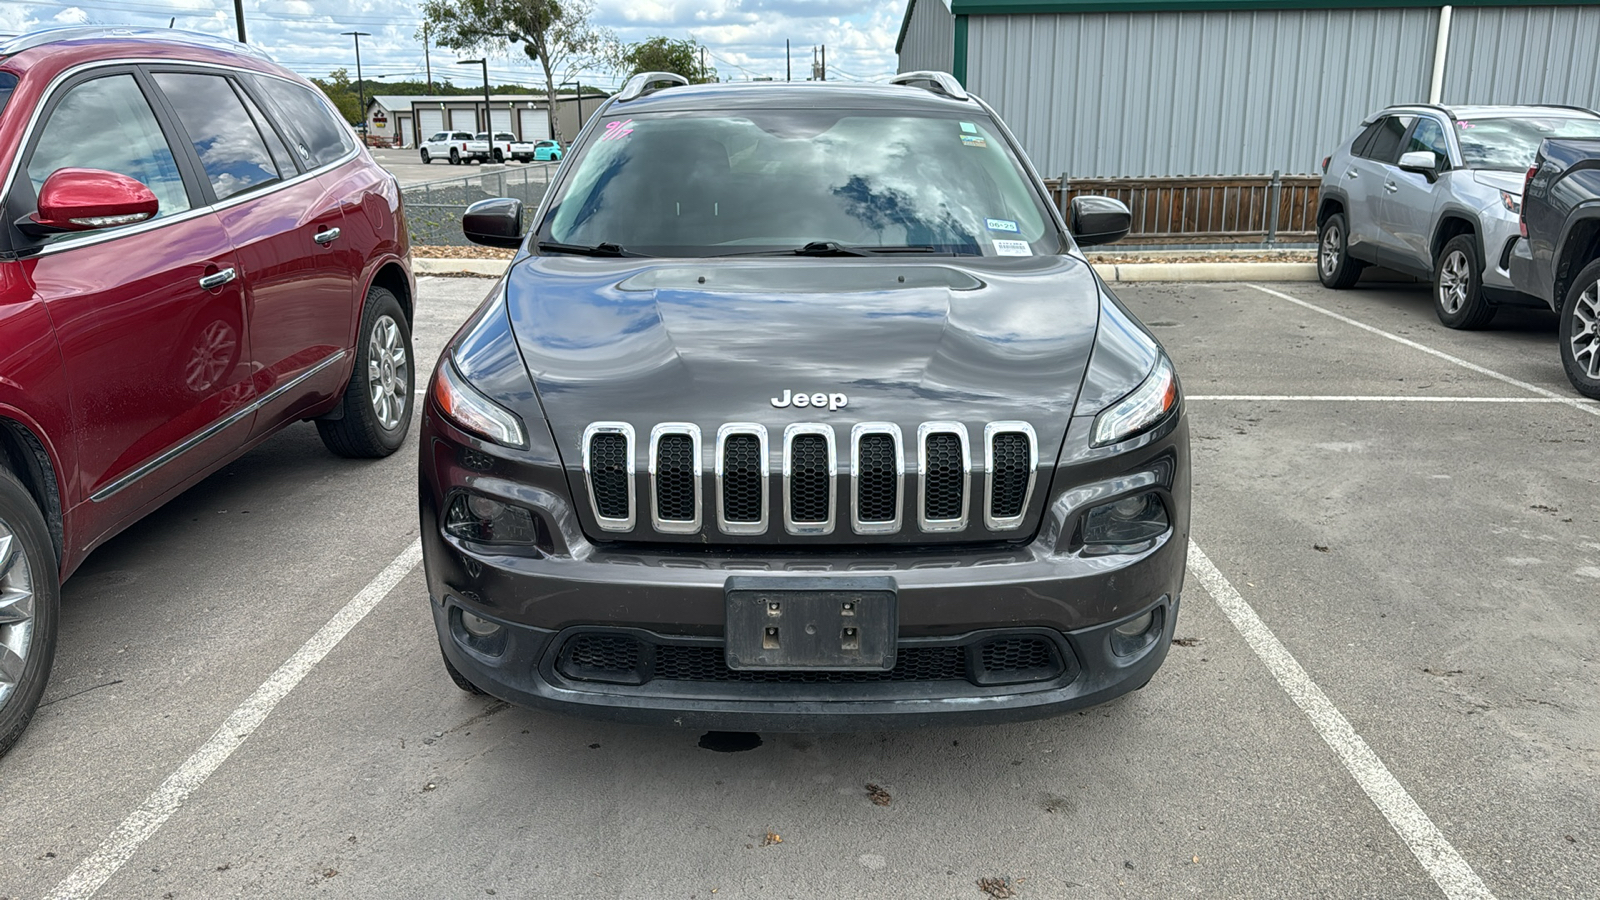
xmin=986 ymin=218 xmax=1019 ymax=233
xmin=960 ymin=122 xmax=978 ymax=134
xmin=992 ymin=239 xmax=1031 ymax=256
xmin=960 ymin=134 xmax=988 ymax=148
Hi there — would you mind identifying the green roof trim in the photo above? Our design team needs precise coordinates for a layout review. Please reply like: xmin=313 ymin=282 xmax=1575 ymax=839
xmin=952 ymin=0 xmax=1599 ymax=12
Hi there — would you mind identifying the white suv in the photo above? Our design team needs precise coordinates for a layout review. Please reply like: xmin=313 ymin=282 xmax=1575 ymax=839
xmin=420 ymin=130 xmax=489 ymax=165
xmin=1316 ymin=105 xmax=1600 ymax=328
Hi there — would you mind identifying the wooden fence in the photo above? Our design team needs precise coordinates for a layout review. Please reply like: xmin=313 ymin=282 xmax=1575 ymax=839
xmin=1043 ymin=173 xmax=1321 ymax=244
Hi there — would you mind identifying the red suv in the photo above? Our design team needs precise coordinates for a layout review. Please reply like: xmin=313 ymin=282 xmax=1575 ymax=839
xmin=0 ymin=28 xmax=416 ymax=755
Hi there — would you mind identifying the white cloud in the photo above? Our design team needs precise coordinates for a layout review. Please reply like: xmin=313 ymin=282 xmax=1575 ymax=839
xmin=5 ymin=0 xmax=905 ymax=89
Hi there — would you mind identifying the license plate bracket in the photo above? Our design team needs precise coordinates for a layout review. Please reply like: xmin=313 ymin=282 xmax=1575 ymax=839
xmin=724 ymin=576 xmax=897 ymax=671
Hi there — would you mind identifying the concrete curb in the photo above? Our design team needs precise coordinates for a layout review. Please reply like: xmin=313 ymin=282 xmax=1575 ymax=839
xmin=1091 ymin=262 xmax=1317 ymax=282
xmin=414 ymin=258 xmax=509 ymax=276
xmin=412 ymin=258 xmax=1322 ymax=283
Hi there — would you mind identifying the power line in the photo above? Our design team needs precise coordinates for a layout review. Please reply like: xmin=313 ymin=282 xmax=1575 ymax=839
xmin=15 ymin=0 xmax=424 ymax=29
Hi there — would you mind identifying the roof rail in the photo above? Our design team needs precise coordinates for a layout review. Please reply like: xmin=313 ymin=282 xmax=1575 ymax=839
xmin=616 ymin=71 xmax=689 ymax=103
xmin=1531 ymin=103 xmax=1600 ymax=117
xmin=888 ymin=70 xmax=968 ymax=102
xmin=0 ymin=26 xmax=273 ymax=60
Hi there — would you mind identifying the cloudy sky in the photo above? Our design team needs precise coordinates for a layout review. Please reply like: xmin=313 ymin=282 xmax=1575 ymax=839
xmin=1 ymin=0 xmax=908 ymax=90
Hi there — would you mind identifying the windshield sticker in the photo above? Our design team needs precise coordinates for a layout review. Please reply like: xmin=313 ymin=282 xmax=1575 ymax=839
xmin=960 ymin=122 xmax=978 ymax=134
xmin=601 ymin=118 xmax=635 ymax=141
xmin=992 ymin=239 xmax=1031 ymax=257
xmin=986 ymin=218 xmax=1019 ymax=233
xmin=960 ymin=134 xmax=988 ymax=149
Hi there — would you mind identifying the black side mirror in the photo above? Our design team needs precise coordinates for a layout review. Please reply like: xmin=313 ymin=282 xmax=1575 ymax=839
xmin=1397 ymin=150 xmax=1439 ymax=183
xmin=1070 ymin=195 xmax=1132 ymax=246
xmin=463 ymin=197 xmax=525 ymax=249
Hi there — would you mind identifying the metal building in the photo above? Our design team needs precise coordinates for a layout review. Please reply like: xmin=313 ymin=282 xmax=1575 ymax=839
xmin=897 ymin=0 xmax=1600 ymax=178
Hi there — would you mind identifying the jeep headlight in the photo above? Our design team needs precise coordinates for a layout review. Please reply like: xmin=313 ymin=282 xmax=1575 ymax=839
xmin=1091 ymin=356 xmax=1177 ymax=447
xmin=433 ymin=358 xmax=527 ymax=448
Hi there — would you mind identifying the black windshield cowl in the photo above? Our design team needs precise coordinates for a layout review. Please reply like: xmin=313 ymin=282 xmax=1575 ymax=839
xmin=536 ymin=240 xmax=638 ymax=257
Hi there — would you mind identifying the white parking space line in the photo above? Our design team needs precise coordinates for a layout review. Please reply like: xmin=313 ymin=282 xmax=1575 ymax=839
xmin=45 ymin=540 xmax=424 ymax=900
xmin=1189 ymin=394 xmax=1594 ymax=403
xmin=1187 ymin=541 xmax=1496 ymax=900
xmin=1247 ymin=284 xmax=1600 ymax=419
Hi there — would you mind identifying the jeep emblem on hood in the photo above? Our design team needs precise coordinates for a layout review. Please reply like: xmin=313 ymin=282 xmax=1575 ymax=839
xmin=771 ymin=389 xmax=848 ymax=411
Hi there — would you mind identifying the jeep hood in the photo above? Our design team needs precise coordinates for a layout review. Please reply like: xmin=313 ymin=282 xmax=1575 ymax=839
xmin=502 ymin=254 xmax=1103 ymax=465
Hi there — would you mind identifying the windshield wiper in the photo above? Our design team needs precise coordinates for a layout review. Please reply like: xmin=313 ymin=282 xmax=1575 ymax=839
xmin=536 ymin=240 xmax=637 ymax=257
xmin=712 ymin=242 xmax=944 ymax=258
xmin=794 ymin=241 xmax=941 ymax=256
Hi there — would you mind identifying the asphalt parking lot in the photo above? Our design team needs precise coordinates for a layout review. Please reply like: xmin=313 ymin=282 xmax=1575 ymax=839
xmin=2 ymin=274 xmax=1596 ymax=899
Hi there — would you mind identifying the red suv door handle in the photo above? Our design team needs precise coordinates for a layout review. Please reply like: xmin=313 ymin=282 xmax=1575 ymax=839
xmin=198 ymin=267 xmax=237 ymax=291
xmin=313 ymin=227 xmax=341 ymax=245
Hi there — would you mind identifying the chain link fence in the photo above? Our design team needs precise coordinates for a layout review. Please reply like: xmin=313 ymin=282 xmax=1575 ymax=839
xmin=401 ymin=164 xmax=559 ymax=246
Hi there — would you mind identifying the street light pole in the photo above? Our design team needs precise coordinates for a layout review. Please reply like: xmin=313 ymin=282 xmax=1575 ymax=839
xmin=233 ymin=0 xmax=246 ymax=42
xmin=342 ymin=31 xmax=371 ymax=140
xmin=458 ymin=59 xmax=491 ymax=135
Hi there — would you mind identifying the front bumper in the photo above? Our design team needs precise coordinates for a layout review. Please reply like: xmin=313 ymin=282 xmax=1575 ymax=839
xmin=419 ymin=403 xmax=1189 ymax=730
xmin=1478 ymin=207 xmax=1525 ymax=293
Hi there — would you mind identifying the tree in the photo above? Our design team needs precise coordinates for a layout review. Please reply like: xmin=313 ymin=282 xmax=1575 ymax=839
xmin=310 ymin=68 xmax=362 ymax=124
xmin=614 ymin=36 xmax=715 ymax=84
xmin=418 ymin=0 xmax=610 ymax=140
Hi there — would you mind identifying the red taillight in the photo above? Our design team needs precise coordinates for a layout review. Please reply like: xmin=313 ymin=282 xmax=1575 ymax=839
xmin=1321 ymin=155 xmax=1331 ymax=174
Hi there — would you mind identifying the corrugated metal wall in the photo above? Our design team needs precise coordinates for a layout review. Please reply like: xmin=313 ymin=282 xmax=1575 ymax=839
xmin=966 ymin=9 xmax=1438 ymax=177
xmin=898 ymin=0 xmax=956 ymax=75
xmin=1442 ymin=7 xmax=1600 ymax=107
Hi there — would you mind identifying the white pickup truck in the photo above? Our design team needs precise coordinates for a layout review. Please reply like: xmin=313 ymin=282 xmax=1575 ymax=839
xmin=420 ymin=130 xmax=491 ymax=165
xmin=478 ymin=131 xmax=537 ymax=163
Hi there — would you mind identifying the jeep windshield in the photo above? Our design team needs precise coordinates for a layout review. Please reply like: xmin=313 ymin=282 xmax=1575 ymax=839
xmin=539 ymin=109 xmax=1060 ymax=258
xmin=1456 ymin=115 xmax=1600 ymax=171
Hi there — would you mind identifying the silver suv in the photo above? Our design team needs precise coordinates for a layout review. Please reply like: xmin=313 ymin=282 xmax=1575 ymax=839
xmin=1316 ymin=105 xmax=1600 ymax=328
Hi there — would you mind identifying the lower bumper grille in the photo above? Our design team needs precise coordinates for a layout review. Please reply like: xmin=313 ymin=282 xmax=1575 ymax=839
xmin=555 ymin=631 xmax=1071 ymax=688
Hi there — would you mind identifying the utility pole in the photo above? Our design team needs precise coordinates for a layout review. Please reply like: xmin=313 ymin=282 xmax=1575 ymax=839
xmin=821 ymin=45 xmax=826 ymax=81
xmin=233 ymin=0 xmax=246 ymax=42
xmin=422 ymin=23 xmax=433 ymax=93
xmin=342 ymin=31 xmax=371 ymax=139
xmin=700 ymin=47 xmax=706 ymax=83
xmin=786 ymin=39 xmax=791 ymax=82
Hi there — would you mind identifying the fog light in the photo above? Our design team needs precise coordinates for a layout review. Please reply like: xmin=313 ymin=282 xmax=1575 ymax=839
xmin=1082 ymin=492 xmax=1169 ymax=553
xmin=1110 ymin=604 xmax=1165 ymax=657
xmin=445 ymin=493 xmax=539 ymax=545
xmin=460 ymin=610 xmax=503 ymax=637
xmin=1113 ymin=612 xmax=1154 ymax=639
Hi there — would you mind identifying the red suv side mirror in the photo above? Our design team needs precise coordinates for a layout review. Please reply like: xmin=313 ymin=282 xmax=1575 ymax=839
xmin=25 ymin=168 xmax=159 ymax=235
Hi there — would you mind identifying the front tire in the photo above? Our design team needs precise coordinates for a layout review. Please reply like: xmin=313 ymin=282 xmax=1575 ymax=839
xmin=317 ymin=286 xmax=413 ymax=458
xmin=0 ymin=467 xmax=59 ymax=759
xmin=1318 ymin=213 xmax=1365 ymax=288
xmin=420 ymin=149 xmax=430 ymax=164
xmin=1559 ymin=258 xmax=1600 ymax=399
xmin=1434 ymin=234 xmax=1495 ymax=329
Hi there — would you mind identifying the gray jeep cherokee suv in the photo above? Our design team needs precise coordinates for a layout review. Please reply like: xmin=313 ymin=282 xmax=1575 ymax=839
xmin=1317 ymin=104 xmax=1600 ymax=328
xmin=419 ymin=72 xmax=1190 ymax=731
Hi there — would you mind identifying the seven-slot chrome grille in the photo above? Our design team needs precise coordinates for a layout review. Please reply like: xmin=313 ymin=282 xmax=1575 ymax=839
xmin=583 ymin=422 xmax=1038 ymax=536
